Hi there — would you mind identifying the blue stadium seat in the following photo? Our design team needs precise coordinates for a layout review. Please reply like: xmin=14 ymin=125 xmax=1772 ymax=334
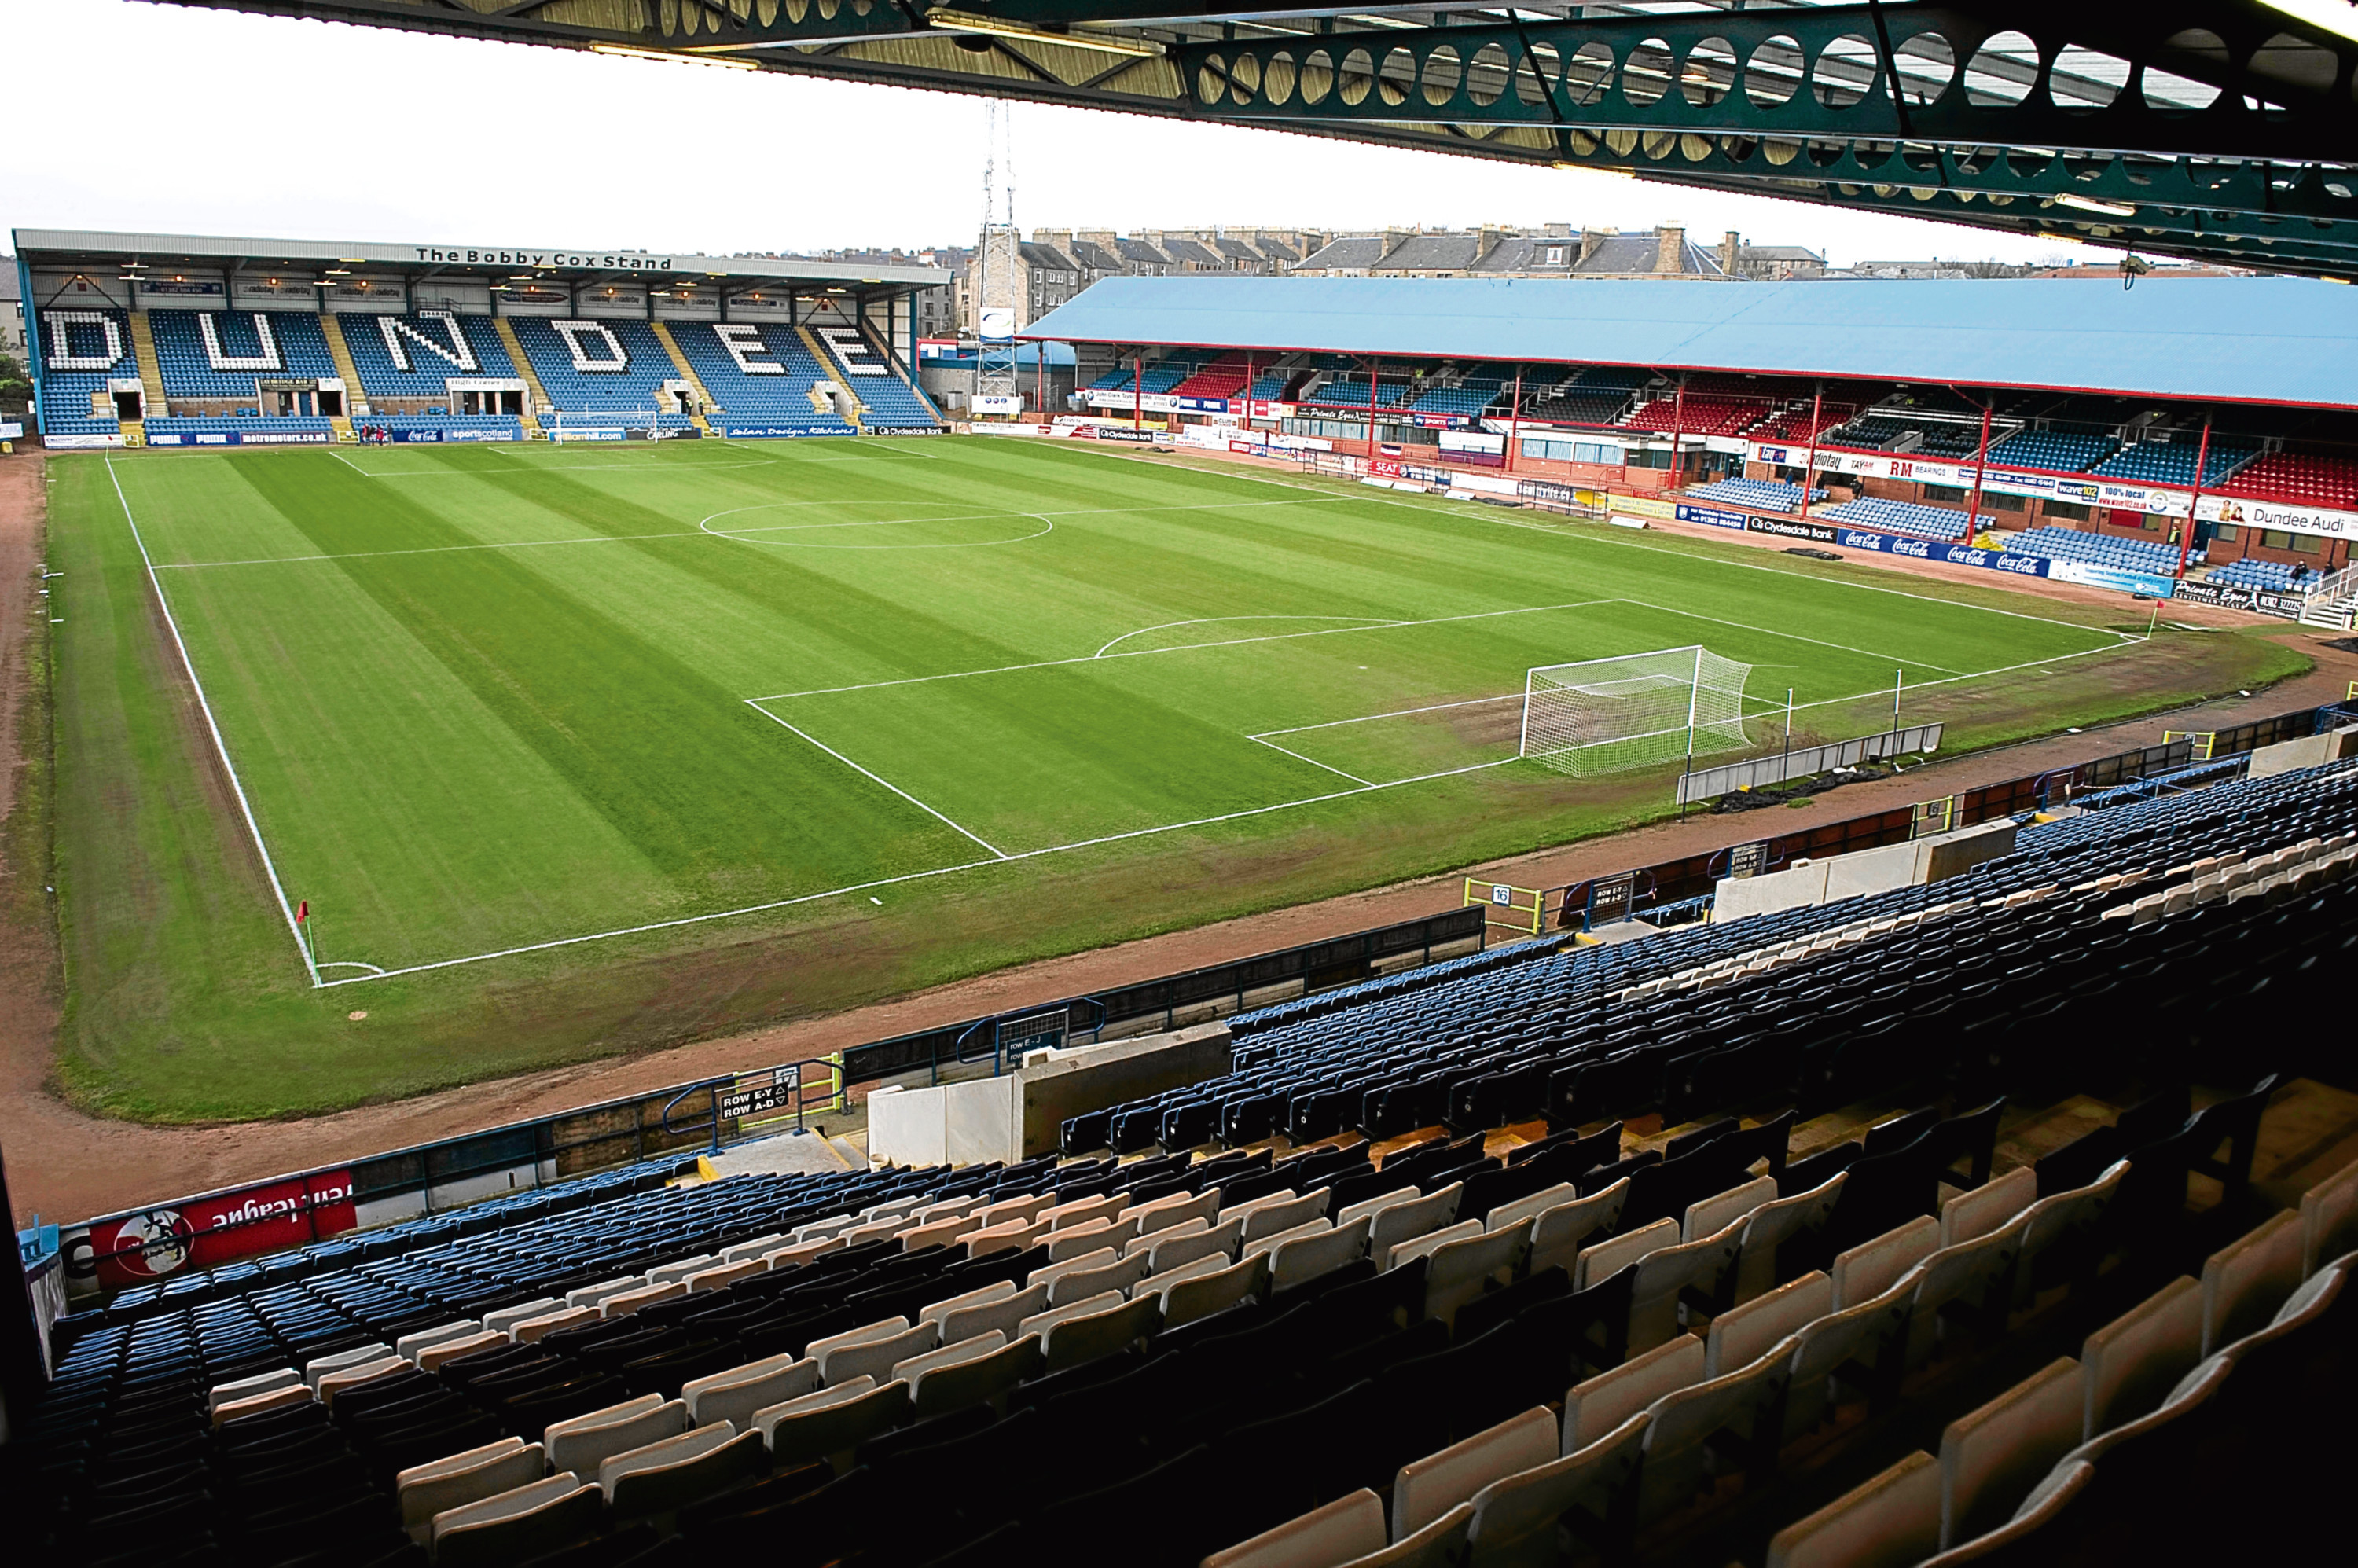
xmin=1680 ymin=479 xmax=1828 ymax=513
xmin=146 ymin=310 xmax=339 ymax=398
xmin=1813 ymin=497 xmax=1987 ymax=541
xmin=668 ymin=321 xmax=852 ymax=436
xmin=1985 ymin=430 xmax=2117 ymax=474
xmin=507 ymin=317 xmax=682 ymax=414
xmin=31 ymin=307 xmax=134 ymax=435
xmin=341 ymin=312 xmax=519 ymax=400
xmin=2008 ymin=526 xmax=2184 ymax=575
xmin=2092 ymin=441 xmax=2257 ymax=489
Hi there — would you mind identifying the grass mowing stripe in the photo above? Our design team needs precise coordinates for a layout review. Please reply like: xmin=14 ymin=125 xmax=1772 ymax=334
xmin=225 ymin=454 xmax=979 ymax=890
xmin=106 ymin=460 xmax=317 ymax=984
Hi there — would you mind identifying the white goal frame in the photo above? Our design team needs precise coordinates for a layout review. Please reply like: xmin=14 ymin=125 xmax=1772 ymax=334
xmin=1519 ymin=644 xmax=1754 ymax=777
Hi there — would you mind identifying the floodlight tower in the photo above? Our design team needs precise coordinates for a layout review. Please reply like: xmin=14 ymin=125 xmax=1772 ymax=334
xmin=975 ymin=102 xmax=1020 ymax=406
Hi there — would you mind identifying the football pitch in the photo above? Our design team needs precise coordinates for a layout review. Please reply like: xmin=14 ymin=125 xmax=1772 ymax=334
xmin=44 ymin=437 xmax=2305 ymax=1118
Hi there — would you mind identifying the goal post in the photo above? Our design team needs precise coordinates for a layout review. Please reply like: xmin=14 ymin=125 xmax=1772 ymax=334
xmin=1520 ymin=645 xmax=1754 ymax=777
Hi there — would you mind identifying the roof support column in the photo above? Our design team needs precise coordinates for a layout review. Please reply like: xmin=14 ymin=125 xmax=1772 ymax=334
xmin=2175 ymin=415 xmax=2213 ymax=582
xmin=1799 ymin=384 xmax=1824 ymax=520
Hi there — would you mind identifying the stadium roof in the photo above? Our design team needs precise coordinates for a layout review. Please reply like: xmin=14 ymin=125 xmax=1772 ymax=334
xmin=1025 ymin=275 xmax=2358 ymax=410
xmin=146 ymin=2 xmax=2358 ymax=278
xmin=11 ymin=229 xmax=947 ymax=288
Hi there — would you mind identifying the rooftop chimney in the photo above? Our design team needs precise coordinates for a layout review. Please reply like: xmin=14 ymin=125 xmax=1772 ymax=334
xmin=1656 ymin=223 xmax=1687 ymax=274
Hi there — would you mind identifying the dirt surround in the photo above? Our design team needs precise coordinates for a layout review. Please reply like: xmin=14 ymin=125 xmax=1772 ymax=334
xmin=6 ymin=443 xmax=2353 ymax=1227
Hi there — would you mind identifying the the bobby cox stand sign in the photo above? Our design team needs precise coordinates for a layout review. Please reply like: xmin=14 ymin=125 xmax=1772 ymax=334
xmin=67 ymin=1170 xmax=359 ymax=1294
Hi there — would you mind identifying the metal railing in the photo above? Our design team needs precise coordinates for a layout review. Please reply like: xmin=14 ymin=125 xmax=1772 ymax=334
xmin=661 ymin=1056 xmax=847 ymax=1155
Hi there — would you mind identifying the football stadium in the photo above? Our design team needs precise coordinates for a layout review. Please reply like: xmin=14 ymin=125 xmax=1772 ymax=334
xmin=6 ymin=6 xmax=2358 ymax=1568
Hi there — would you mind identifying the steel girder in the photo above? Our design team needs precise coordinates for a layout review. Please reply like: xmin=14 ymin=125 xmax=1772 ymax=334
xmin=148 ymin=0 xmax=2358 ymax=273
xmin=1172 ymin=4 xmax=2358 ymax=161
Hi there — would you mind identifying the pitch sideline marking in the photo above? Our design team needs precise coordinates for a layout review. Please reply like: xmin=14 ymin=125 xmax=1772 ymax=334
xmin=104 ymin=458 xmax=321 ymax=988
xmin=744 ymin=700 xmax=1010 ymax=859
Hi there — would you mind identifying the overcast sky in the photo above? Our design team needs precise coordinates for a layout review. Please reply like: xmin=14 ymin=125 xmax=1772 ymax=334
xmin=9 ymin=1 xmax=2112 ymax=268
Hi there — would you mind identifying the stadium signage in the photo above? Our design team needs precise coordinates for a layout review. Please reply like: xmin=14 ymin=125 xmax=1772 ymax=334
xmin=2047 ymin=561 xmax=2179 ymax=597
xmin=1673 ymin=502 xmax=1750 ymax=532
xmin=1757 ymin=442 xmax=2358 ymax=540
xmin=413 ymin=248 xmax=675 ymax=270
xmin=67 ymin=1171 xmax=359 ymax=1291
xmin=2173 ymin=580 xmax=2306 ymax=618
xmin=2201 ymin=494 xmax=2358 ymax=539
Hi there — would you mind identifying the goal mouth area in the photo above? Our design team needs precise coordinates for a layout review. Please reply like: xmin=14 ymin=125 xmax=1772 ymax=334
xmin=1520 ymin=644 xmax=1754 ymax=779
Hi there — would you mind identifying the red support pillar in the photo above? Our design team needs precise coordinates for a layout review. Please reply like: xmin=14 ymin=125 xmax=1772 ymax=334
xmin=1034 ymin=346 xmax=1044 ymax=413
xmin=2175 ymin=416 xmax=2214 ymax=582
xmin=1798 ymin=384 xmax=1825 ymax=520
xmin=1506 ymin=365 xmax=1523 ymax=476
xmin=1132 ymin=354 xmax=1142 ymax=432
xmin=1368 ymin=358 xmax=1383 ymax=461
xmin=1963 ymin=398 xmax=1995 ymax=543
xmin=1668 ymin=376 xmax=1686 ymax=487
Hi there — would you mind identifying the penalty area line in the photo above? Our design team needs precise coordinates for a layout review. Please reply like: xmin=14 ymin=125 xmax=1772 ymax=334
xmin=744 ymin=700 xmax=1010 ymax=859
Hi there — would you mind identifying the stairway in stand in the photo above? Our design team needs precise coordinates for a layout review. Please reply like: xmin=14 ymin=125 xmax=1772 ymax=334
xmin=126 ymin=314 xmax=166 ymax=435
xmin=861 ymin=325 xmax=947 ymax=425
xmin=490 ymin=318 xmax=549 ymax=435
xmin=316 ymin=315 xmax=363 ymax=441
xmin=797 ymin=325 xmax=865 ymax=428
xmin=647 ymin=322 xmax=718 ymax=433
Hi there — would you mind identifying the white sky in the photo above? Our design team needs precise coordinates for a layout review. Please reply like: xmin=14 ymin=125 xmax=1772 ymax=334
xmin=8 ymin=0 xmax=2112 ymax=269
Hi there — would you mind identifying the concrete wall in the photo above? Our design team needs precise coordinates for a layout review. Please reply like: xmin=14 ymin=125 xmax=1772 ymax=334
xmin=1713 ymin=817 xmax=2018 ymax=922
xmin=2246 ymin=725 xmax=2358 ymax=780
xmin=866 ymin=1022 xmax=1233 ymax=1167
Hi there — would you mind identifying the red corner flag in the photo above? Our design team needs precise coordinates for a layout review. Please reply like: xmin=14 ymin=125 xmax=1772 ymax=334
xmin=296 ymin=900 xmax=308 ymax=924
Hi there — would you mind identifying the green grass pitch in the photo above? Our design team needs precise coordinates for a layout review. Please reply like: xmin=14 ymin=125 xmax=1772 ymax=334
xmin=39 ymin=437 xmax=2305 ymax=1119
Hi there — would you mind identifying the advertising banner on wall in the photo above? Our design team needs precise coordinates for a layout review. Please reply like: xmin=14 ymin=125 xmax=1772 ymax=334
xmin=971 ymin=395 xmax=1026 ymax=416
xmin=66 ymin=1170 xmax=359 ymax=1294
xmin=2173 ymin=580 xmax=2307 ymax=618
xmin=1753 ymin=442 xmax=2358 ymax=542
xmin=1674 ymin=501 xmax=1750 ymax=531
xmin=2046 ymin=560 xmax=2180 ymax=598
xmin=1609 ymin=494 xmax=1678 ymax=520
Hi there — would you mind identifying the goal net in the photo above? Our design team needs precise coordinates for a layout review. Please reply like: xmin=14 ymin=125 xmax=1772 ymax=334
xmin=1520 ymin=645 xmax=1754 ymax=777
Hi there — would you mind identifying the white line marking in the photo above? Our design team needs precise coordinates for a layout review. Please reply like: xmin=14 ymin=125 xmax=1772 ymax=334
xmin=155 ymin=529 xmax=714 ymax=570
xmin=105 ymin=458 xmax=320 ymax=988
xmin=1249 ymin=736 xmax=1376 ymax=788
xmin=704 ymin=510 xmax=1056 ymax=551
xmin=342 ymin=458 xmax=786 ymax=477
xmin=1094 ymin=615 xmax=1401 ymax=659
xmin=1100 ymin=448 xmax=2136 ymax=645
xmin=156 ymin=497 xmax=1339 ymax=569
xmin=744 ymin=700 xmax=1010 ymax=859
xmin=1254 ymin=692 xmax=1522 ymax=738
xmin=1618 ymin=597 xmax=1965 ymax=675
xmin=317 ymin=960 xmax=389 ymax=975
xmin=316 ymin=751 xmax=1525 ymax=989
xmin=752 ymin=599 xmax=1618 ymax=703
